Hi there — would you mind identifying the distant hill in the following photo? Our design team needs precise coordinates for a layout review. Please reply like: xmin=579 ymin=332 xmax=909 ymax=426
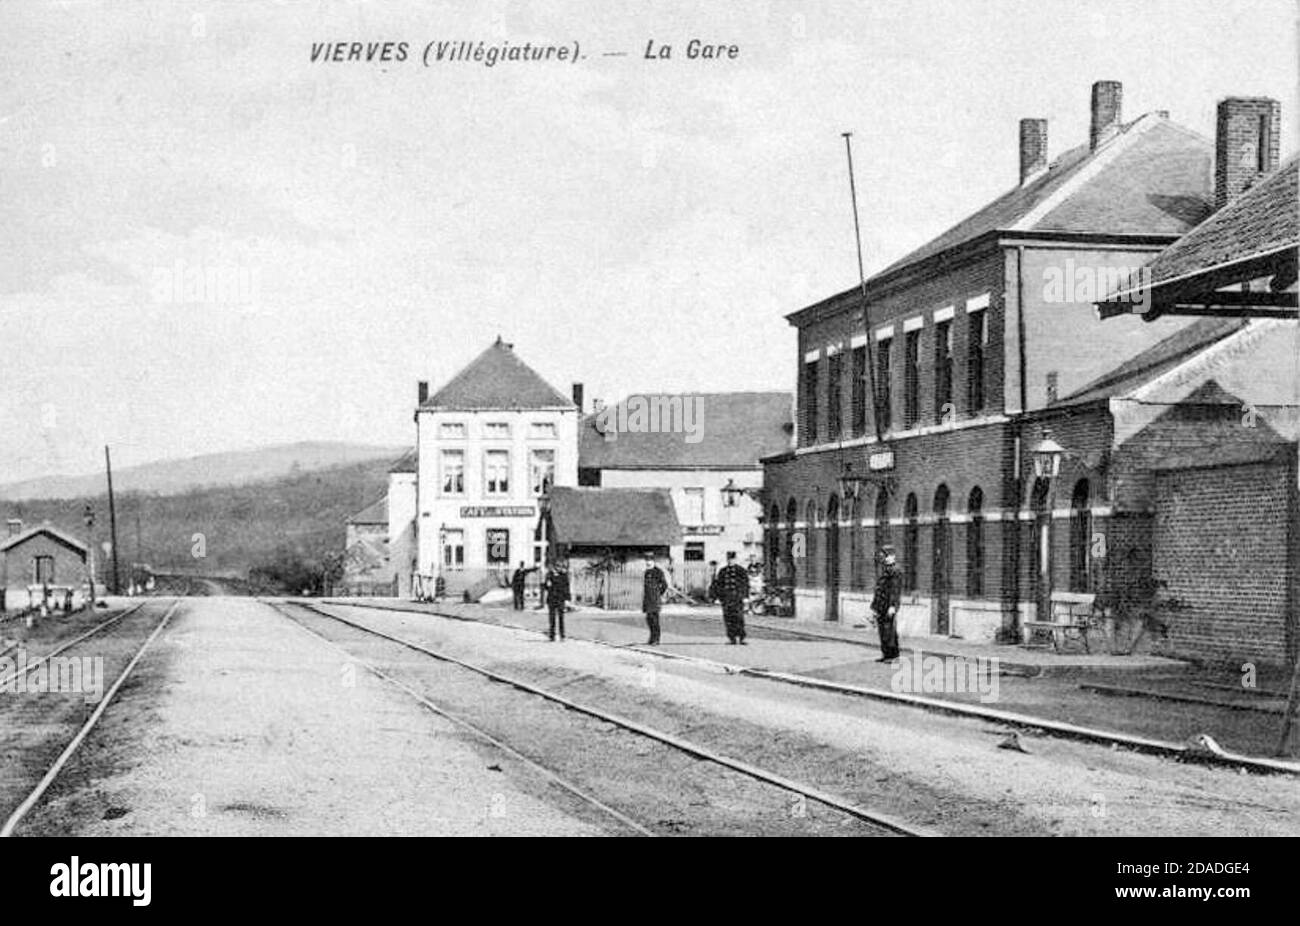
xmin=0 ymin=458 xmax=393 ymax=581
xmin=0 ymin=441 xmax=406 ymax=501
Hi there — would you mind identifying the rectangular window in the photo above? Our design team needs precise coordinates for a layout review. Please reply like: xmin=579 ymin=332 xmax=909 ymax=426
xmin=851 ymin=345 xmax=867 ymax=436
xmin=528 ymin=422 xmax=557 ymax=439
xmin=904 ymin=330 xmax=920 ymax=429
xmin=876 ymin=339 xmax=892 ymax=432
xmin=484 ymin=450 xmax=510 ymax=496
xmin=440 ymin=450 xmax=465 ymax=494
xmin=968 ymin=310 xmax=987 ymax=415
xmin=802 ymin=359 xmax=819 ymax=444
xmin=682 ymin=487 xmax=705 ymax=524
xmin=484 ymin=422 xmax=511 ymax=439
xmin=529 ymin=449 xmax=556 ymax=495
xmin=827 ymin=351 xmax=843 ymax=440
xmin=486 ymin=529 xmax=510 ymax=565
xmin=442 ymin=530 xmax=464 ymax=568
xmin=684 ymin=541 xmax=706 ymax=562
xmin=439 ymin=422 xmax=466 ymax=440
xmin=934 ymin=320 xmax=953 ymax=423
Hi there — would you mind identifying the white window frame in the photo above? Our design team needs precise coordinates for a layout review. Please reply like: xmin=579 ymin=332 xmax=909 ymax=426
xmin=440 ymin=449 xmax=465 ymax=495
xmin=484 ymin=449 xmax=511 ymax=496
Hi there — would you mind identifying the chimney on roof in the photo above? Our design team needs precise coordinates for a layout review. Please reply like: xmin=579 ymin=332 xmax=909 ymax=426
xmin=7 ymin=519 xmax=21 ymax=537
xmin=1089 ymin=80 xmax=1123 ymax=150
xmin=1019 ymin=118 xmax=1048 ymax=185
xmin=417 ymin=380 xmax=429 ymax=404
xmin=571 ymin=382 xmax=584 ymax=411
xmin=1215 ymin=97 xmax=1280 ymax=210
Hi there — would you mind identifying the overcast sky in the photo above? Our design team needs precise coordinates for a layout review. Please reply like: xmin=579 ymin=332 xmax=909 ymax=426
xmin=2 ymin=0 xmax=1295 ymax=481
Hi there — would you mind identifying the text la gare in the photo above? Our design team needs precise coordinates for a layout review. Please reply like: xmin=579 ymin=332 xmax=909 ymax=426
xmin=644 ymin=39 xmax=740 ymax=60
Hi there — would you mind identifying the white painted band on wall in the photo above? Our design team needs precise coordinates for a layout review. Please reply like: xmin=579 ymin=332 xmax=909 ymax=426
xmin=850 ymin=334 xmax=868 ymax=348
xmin=804 ymin=349 xmax=820 ymax=362
xmin=826 ymin=343 xmax=841 ymax=356
xmin=966 ymin=292 xmax=990 ymax=312
xmin=875 ymin=325 xmax=894 ymax=341
xmin=903 ymin=316 xmax=924 ymax=332
xmin=933 ymin=305 xmax=955 ymax=323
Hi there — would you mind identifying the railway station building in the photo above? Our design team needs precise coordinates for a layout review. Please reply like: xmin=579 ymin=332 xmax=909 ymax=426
xmin=762 ymin=82 xmax=1298 ymax=665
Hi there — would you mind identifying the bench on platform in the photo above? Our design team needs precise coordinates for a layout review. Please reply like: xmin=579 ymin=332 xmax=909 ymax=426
xmin=1021 ymin=618 xmax=1093 ymax=654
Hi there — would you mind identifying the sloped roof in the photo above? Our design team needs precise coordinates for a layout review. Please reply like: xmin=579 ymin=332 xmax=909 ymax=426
xmin=0 ymin=523 xmax=88 ymax=556
xmin=579 ymin=392 xmax=793 ymax=470
xmin=347 ymin=497 xmax=387 ymax=525
xmin=1061 ymin=317 xmax=1249 ymax=404
xmin=547 ymin=486 xmax=681 ymax=547
xmin=1102 ymin=154 xmax=1298 ymax=299
xmin=423 ymin=338 xmax=574 ymax=411
xmin=878 ymin=114 xmax=1213 ymax=276
xmin=388 ymin=448 xmax=417 ymax=474
xmin=1119 ymin=381 xmax=1294 ymax=471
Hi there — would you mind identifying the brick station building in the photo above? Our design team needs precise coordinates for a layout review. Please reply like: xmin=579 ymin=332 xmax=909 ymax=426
xmin=762 ymin=82 xmax=1297 ymax=664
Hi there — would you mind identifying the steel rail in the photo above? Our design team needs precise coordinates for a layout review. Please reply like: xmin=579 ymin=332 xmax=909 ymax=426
xmin=0 ymin=598 xmax=181 ymax=837
xmin=272 ymin=601 xmax=655 ymax=837
xmin=282 ymin=599 xmax=932 ymax=837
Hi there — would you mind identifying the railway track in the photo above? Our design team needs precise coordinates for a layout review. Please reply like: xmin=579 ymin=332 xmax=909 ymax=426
xmin=0 ymin=598 xmax=182 ymax=837
xmin=327 ymin=597 xmax=1300 ymax=776
xmin=271 ymin=599 xmax=934 ymax=837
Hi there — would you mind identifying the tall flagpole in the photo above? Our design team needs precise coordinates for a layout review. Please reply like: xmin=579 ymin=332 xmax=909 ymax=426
xmin=842 ymin=132 xmax=884 ymax=445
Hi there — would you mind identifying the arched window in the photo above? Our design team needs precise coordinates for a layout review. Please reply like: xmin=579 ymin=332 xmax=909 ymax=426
xmin=1069 ymin=479 xmax=1091 ymax=592
xmin=848 ymin=495 xmax=862 ymax=590
xmin=805 ymin=500 xmax=819 ymax=588
xmin=874 ymin=490 xmax=891 ymax=557
xmin=784 ymin=498 xmax=798 ymax=582
xmin=903 ymin=493 xmax=919 ymax=591
xmin=967 ymin=487 xmax=985 ymax=597
xmin=933 ymin=484 xmax=950 ymax=517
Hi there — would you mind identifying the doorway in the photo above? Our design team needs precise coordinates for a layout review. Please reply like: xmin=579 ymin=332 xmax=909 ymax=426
xmin=932 ymin=485 xmax=951 ymax=634
xmin=825 ymin=495 xmax=840 ymax=622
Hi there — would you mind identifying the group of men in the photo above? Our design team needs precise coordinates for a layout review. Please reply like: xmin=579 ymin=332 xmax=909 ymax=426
xmin=510 ymin=545 xmax=906 ymax=660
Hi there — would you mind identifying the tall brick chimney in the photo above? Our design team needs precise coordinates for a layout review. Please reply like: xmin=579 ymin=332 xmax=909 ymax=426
xmin=1215 ymin=97 xmax=1280 ymax=209
xmin=571 ymin=382 xmax=584 ymax=411
xmin=417 ymin=380 xmax=428 ymax=404
xmin=1089 ymin=80 xmax=1123 ymax=150
xmin=1019 ymin=118 xmax=1048 ymax=185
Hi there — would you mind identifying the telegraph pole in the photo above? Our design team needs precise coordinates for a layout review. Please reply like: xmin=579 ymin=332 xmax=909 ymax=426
xmin=105 ymin=445 xmax=121 ymax=595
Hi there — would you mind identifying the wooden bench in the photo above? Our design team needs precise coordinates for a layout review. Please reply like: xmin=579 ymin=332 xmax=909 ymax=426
xmin=1022 ymin=619 xmax=1093 ymax=654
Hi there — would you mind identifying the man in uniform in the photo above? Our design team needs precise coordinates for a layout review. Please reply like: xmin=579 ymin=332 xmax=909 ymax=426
xmin=510 ymin=561 xmax=535 ymax=611
xmin=872 ymin=546 xmax=903 ymax=662
xmin=542 ymin=560 xmax=570 ymax=641
xmin=641 ymin=553 xmax=668 ymax=645
xmin=709 ymin=550 xmax=751 ymax=644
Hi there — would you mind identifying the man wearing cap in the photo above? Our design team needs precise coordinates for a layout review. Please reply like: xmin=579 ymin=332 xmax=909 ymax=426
xmin=542 ymin=560 xmax=570 ymax=641
xmin=709 ymin=550 xmax=751 ymax=644
xmin=641 ymin=554 xmax=668 ymax=645
xmin=871 ymin=547 xmax=903 ymax=662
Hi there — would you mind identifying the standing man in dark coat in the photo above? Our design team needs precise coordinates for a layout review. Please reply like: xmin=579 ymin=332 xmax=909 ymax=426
xmin=872 ymin=547 xmax=903 ymax=662
xmin=542 ymin=561 xmax=570 ymax=641
xmin=511 ymin=561 xmax=534 ymax=611
xmin=709 ymin=550 xmax=751 ymax=644
xmin=641 ymin=553 xmax=668 ymax=645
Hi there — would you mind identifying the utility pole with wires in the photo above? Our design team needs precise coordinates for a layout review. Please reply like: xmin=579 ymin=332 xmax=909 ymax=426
xmin=105 ymin=445 xmax=121 ymax=596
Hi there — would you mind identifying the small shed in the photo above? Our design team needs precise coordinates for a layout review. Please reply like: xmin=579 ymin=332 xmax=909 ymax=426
xmin=540 ymin=486 xmax=681 ymax=567
xmin=0 ymin=522 xmax=90 ymax=609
